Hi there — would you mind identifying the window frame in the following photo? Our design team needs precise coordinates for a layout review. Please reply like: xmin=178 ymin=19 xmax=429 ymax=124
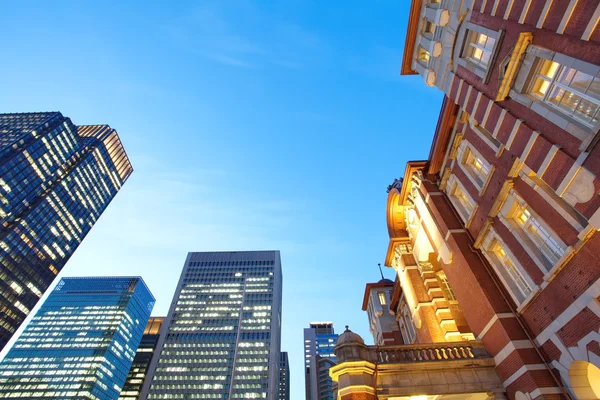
xmin=421 ymin=18 xmax=436 ymax=39
xmin=397 ymin=301 xmax=416 ymax=344
xmin=499 ymin=190 xmax=567 ymax=274
xmin=456 ymin=23 xmax=503 ymax=82
xmin=418 ymin=45 xmax=431 ymax=67
xmin=510 ymin=46 xmax=600 ymax=148
xmin=481 ymin=229 xmax=536 ymax=306
xmin=446 ymin=174 xmax=476 ymax=224
xmin=529 ymin=60 xmax=600 ymax=129
xmin=437 ymin=272 xmax=457 ymax=302
xmin=456 ymin=141 xmax=493 ymax=194
xmin=378 ymin=292 xmax=387 ymax=306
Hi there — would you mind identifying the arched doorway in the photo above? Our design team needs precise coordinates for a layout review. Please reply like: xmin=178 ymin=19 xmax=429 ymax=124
xmin=569 ymin=360 xmax=600 ymax=399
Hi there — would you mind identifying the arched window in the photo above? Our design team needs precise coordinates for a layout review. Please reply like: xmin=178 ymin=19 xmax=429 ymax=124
xmin=569 ymin=360 xmax=600 ymax=400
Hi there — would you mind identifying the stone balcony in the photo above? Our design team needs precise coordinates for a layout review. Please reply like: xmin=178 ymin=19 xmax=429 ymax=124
xmin=330 ymin=329 xmax=505 ymax=400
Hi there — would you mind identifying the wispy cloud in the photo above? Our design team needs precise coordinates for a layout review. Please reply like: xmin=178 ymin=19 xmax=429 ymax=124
xmin=161 ymin=1 xmax=328 ymax=69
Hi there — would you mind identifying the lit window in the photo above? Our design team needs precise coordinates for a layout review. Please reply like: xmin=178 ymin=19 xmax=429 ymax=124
xmin=418 ymin=46 xmax=430 ymax=66
xmin=530 ymin=59 xmax=600 ymax=127
xmin=437 ymin=273 xmax=456 ymax=301
xmin=461 ymin=147 xmax=491 ymax=189
xmin=463 ymin=31 xmax=496 ymax=70
xmin=10 ymin=282 xmax=23 ymax=294
xmin=510 ymin=199 xmax=566 ymax=269
xmin=449 ymin=180 xmax=475 ymax=223
xmin=378 ymin=292 xmax=387 ymax=306
xmin=484 ymin=236 xmax=532 ymax=304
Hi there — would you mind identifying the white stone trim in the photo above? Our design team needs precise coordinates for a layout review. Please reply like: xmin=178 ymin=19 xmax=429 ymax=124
xmin=536 ymin=144 xmax=560 ymax=177
xmin=520 ymin=130 xmax=539 ymax=161
xmin=477 ymin=312 xmax=515 ymax=339
xmin=469 ymin=118 xmax=503 ymax=154
xmin=535 ymin=277 xmax=600 ymax=345
xmin=495 ymin=340 xmax=534 ymax=365
xmin=556 ymin=161 xmax=581 ymax=196
xmin=505 ymin=119 xmax=523 ymax=150
xmin=493 ymin=108 xmax=507 ymax=138
xmin=465 ymin=85 xmax=473 ymax=109
xmin=503 ymin=0 xmax=515 ymax=20
xmin=482 ymin=97 xmax=494 ymax=127
xmin=536 ymin=0 xmax=553 ymax=29
xmin=582 ymin=3 xmax=600 ymax=41
xmin=473 ymin=91 xmax=483 ymax=117
xmin=504 ymin=364 xmax=547 ymax=387
xmin=520 ymin=174 xmax=587 ymax=232
xmin=519 ymin=0 xmax=534 ymax=24
xmin=557 ymin=0 xmax=579 ymax=35
xmin=491 ymin=0 xmax=501 ymax=16
xmin=480 ymin=0 xmax=488 ymax=13
xmin=457 ymin=79 xmax=465 ymax=103
xmin=443 ymin=72 xmax=456 ymax=97
xmin=529 ymin=387 xmax=562 ymax=398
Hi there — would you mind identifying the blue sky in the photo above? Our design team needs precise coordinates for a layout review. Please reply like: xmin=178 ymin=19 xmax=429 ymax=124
xmin=0 ymin=1 xmax=441 ymax=398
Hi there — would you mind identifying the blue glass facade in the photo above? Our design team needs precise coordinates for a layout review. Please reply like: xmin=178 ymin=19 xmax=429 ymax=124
xmin=0 ymin=113 xmax=133 ymax=351
xmin=119 ymin=317 xmax=164 ymax=400
xmin=304 ymin=323 xmax=338 ymax=400
xmin=0 ymin=277 xmax=154 ymax=399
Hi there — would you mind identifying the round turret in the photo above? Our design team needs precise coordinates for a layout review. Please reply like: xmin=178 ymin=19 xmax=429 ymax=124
xmin=336 ymin=326 xmax=365 ymax=346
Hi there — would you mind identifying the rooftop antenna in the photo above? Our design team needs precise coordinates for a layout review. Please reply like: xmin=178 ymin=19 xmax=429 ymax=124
xmin=378 ymin=263 xmax=385 ymax=280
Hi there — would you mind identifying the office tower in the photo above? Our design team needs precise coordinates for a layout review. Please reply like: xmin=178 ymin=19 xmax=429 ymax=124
xmin=362 ymin=278 xmax=402 ymax=345
xmin=279 ymin=351 xmax=290 ymax=400
xmin=142 ymin=251 xmax=283 ymax=400
xmin=0 ymin=276 xmax=154 ymax=399
xmin=119 ymin=317 xmax=164 ymax=400
xmin=303 ymin=322 xmax=337 ymax=400
xmin=0 ymin=112 xmax=133 ymax=350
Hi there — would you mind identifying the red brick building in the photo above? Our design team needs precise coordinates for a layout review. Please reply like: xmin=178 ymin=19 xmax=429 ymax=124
xmin=331 ymin=2 xmax=600 ymax=400
xmin=385 ymin=0 xmax=600 ymax=398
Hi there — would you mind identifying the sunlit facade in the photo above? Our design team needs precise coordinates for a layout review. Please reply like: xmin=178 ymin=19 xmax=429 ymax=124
xmin=119 ymin=317 xmax=164 ymax=400
xmin=383 ymin=0 xmax=600 ymax=398
xmin=142 ymin=251 xmax=283 ymax=400
xmin=0 ymin=112 xmax=133 ymax=350
xmin=304 ymin=322 xmax=337 ymax=400
xmin=0 ymin=276 xmax=154 ymax=399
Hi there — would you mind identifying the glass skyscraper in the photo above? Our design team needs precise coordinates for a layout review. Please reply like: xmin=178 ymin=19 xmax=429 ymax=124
xmin=279 ymin=351 xmax=290 ymax=400
xmin=0 ymin=276 xmax=154 ymax=399
xmin=0 ymin=112 xmax=133 ymax=350
xmin=304 ymin=322 xmax=338 ymax=400
xmin=119 ymin=317 xmax=164 ymax=400
xmin=141 ymin=251 xmax=283 ymax=400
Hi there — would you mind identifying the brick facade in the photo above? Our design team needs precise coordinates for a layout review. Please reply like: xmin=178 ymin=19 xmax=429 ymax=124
xmin=387 ymin=0 xmax=600 ymax=399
